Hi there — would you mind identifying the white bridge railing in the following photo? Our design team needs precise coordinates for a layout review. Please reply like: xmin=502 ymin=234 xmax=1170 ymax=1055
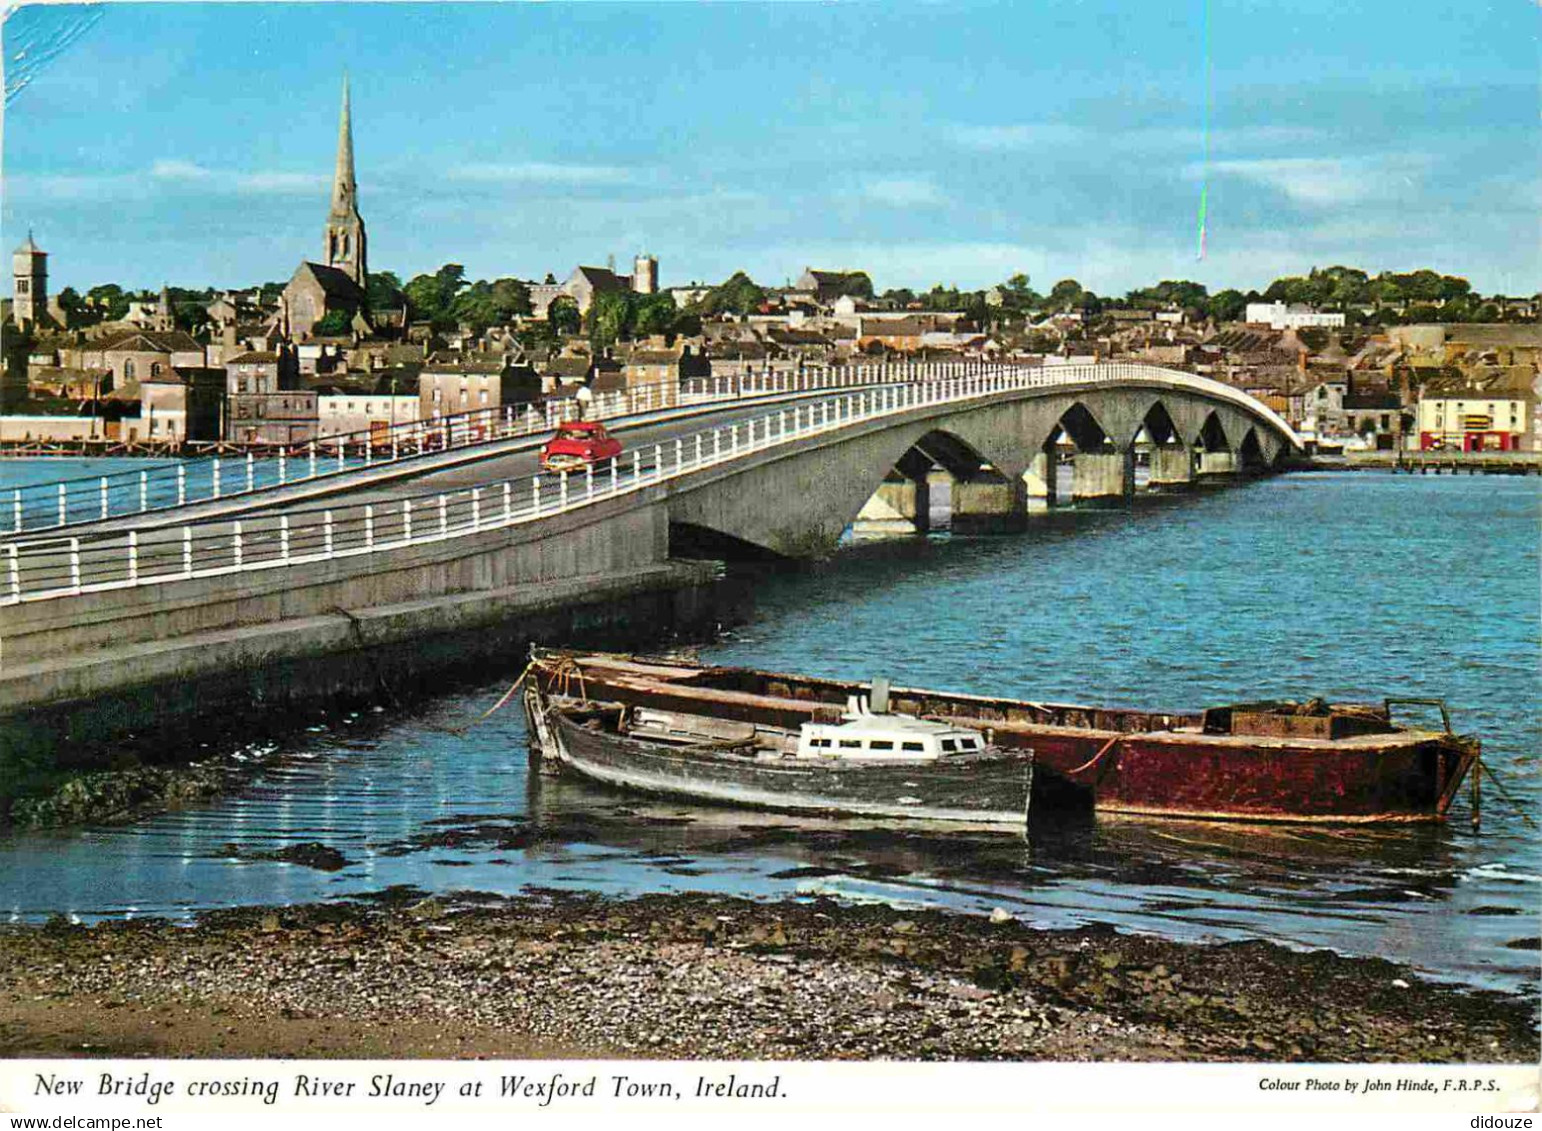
xmin=1 ymin=362 xmax=1294 ymax=608
xmin=0 ymin=362 xmax=916 ymax=536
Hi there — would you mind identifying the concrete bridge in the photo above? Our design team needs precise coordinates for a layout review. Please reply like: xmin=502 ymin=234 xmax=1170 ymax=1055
xmin=0 ymin=361 xmax=1299 ymax=731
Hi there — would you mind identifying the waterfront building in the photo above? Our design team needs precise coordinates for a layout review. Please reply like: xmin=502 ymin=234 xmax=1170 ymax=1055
xmin=316 ymin=387 xmax=420 ymax=439
xmin=140 ymin=365 xmax=225 ymax=445
xmin=225 ymin=347 xmax=317 ymax=444
xmin=1244 ymin=301 xmax=1346 ymax=330
xmin=418 ymin=351 xmax=538 ymax=420
xmin=1416 ymin=368 xmax=1538 ymax=452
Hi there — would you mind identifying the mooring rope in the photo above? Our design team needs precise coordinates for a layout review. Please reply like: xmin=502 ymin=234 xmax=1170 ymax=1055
xmin=1476 ymin=757 xmax=1538 ymax=830
xmin=1064 ymin=734 xmax=1122 ymax=781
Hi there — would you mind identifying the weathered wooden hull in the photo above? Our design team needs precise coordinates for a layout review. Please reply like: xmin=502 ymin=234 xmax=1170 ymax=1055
xmin=529 ymin=654 xmax=1480 ymax=825
xmin=524 ymin=689 xmax=1034 ymax=827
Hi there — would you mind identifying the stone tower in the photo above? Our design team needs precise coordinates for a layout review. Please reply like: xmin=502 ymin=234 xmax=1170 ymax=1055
xmin=632 ymin=253 xmax=658 ymax=296
xmin=323 ymin=75 xmax=368 ymax=288
xmin=153 ymin=284 xmax=176 ymax=332
xmin=12 ymin=231 xmax=46 ymax=328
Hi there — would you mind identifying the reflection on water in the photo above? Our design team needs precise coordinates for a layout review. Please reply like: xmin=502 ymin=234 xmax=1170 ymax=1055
xmin=0 ymin=472 xmax=1537 ymax=995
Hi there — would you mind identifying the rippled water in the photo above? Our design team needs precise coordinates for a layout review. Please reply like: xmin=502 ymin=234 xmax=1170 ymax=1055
xmin=1 ymin=467 xmax=1537 ymax=994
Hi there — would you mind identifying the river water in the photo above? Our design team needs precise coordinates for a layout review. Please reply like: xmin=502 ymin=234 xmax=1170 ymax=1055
xmin=0 ymin=462 xmax=1537 ymax=995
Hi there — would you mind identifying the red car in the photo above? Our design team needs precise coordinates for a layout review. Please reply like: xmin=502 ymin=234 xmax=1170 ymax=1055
xmin=539 ymin=420 xmax=623 ymax=473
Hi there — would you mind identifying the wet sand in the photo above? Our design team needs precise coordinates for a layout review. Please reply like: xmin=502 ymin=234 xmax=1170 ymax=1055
xmin=0 ymin=890 xmax=1534 ymax=1062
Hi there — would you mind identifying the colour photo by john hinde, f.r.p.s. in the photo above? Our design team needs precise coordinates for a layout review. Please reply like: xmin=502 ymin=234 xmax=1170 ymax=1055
xmin=0 ymin=1 xmax=1537 ymax=1123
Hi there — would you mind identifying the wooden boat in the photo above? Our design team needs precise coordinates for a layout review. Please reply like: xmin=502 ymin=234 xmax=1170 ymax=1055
xmin=523 ymin=651 xmax=1480 ymax=825
xmin=524 ymin=675 xmax=1035 ymax=826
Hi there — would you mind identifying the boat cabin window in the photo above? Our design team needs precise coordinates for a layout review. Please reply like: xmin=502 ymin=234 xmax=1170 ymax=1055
xmin=902 ymin=741 xmax=925 ymax=752
xmin=941 ymin=739 xmax=958 ymax=752
xmin=809 ymin=738 xmax=832 ymax=749
xmin=869 ymin=740 xmax=894 ymax=751
xmin=839 ymin=739 xmax=861 ymax=749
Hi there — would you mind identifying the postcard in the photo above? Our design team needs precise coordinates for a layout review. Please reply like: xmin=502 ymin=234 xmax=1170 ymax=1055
xmin=0 ymin=1 xmax=1536 ymax=1123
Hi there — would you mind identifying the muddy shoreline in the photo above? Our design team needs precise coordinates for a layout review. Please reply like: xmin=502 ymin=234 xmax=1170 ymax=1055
xmin=0 ymin=890 xmax=1533 ymax=1062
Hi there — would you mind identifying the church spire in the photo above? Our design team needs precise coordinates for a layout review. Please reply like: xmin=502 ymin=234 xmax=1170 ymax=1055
xmin=331 ymin=73 xmax=357 ymax=216
xmin=323 ymin=73 xmax=367 ymax=288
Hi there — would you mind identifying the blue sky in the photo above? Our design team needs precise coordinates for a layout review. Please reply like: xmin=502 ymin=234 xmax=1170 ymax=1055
xmin=3 ymin=1 xmax=1537 ymax=298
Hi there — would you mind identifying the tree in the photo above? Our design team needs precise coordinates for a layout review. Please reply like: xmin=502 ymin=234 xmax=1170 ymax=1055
xmin=632 ymin=293 xmax=679 ymax=338
xmin=1048 ymin=278 xmax=1084 ymax=312
xmin=1207 ymin=289 xmax=1247 ymax=323
xmin=85 ymin=283 xmax=130 ymax=322
xmin=999 ymin=273 xmax=1039 ymax=312
xmin=587 ymin=289 xmax=635 ymax=349
xmin=54 ymin=286 xmax=87 ymax=325
xmin=173 ymin=302 xmax=209 ymax=334
xmin=694 ymin=271 xmax=766 ymax=317
xmin=313 ymin=309 xmax=352 ymax=337
xmin=451 ymin=277 xmax=532 ymax=334
xmin=367 ymin=271 xmax=404 ymax=313
xmin=547 ymin=296 xmax=581 ymax=336
xmin=403 ymin=263 xmax=467 ymax=330
xmin=837 ymin=271 xmax=874 ymax=300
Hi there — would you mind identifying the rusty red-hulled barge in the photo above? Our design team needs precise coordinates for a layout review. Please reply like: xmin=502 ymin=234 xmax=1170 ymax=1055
xmin=526 ymin=652 xmax=1481 ymax=824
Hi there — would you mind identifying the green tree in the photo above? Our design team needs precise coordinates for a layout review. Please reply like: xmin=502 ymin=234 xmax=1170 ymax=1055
xmin=1207 ymin=289 xmax=1247 ymax=323
xmin=999 ymin=273 xmax=1039 ymax=312
xmin=632 ymin=293 xmax=679 ymax=337
xmin=451 ymin=277 xmax=533 ymax=334
xmin=85 ymin=284 xmax=130 ymax=322
xmin=313 ymin=309 xmax=352 ymax=336
xmin=403 ymin=263 xmax=467 ymax=330
xmin=587 ymin=289 xmax=635 ymax=348
xmin=1048 ymin=278 xmax=1084 ymax=312
xmin=695 ymin=271 xmax=765 ymax=316
xmin=837 ymin=271 xmax=874 ymax=299
xmin=54 ymin=286 xmax=88 ymax=325
xmin=174 ymin=302 xmax=209 ymax=334
xmin=367 ymin=271 xmax=404 ymax=313
xmin=547 ymin=296 xmax=581 ymax=336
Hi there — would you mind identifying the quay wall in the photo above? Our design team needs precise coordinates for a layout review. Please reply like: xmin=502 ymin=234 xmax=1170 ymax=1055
xmin=0 ymin=554 xmax=727 ymax=793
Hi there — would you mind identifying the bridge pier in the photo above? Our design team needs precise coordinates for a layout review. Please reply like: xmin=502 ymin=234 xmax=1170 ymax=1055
xmin=1197 ymin=451 xmax=1238 ymax=480
xmin=951 ymin=476 xmax=1027 ymax=534
xmin=853 ymin=473 xmax=930 ymax=536
xmin=1023 ymin=450 xmax=1058 ymax=512
xmin=1147 ymin=445 xmax=1195 ymax=491
xmin=1073 ymin=448 xmax=1135 ymax=504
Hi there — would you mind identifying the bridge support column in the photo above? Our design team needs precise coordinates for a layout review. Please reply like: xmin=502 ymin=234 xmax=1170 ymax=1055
xmin=1197 ymin=451 xmax=1238 ymax=480
xmin=1024 ymin=450 xmax=1058 ymax=512
xmin=854 ymin=474 xmax=930 ymax=537
xmin=951 ymin=477 xmax=1027 ymax=535
xmin=1148 ymin=445 xmax=1195 ymax=491
xmin=1073 ymin=448 xmax=1135 ymax=504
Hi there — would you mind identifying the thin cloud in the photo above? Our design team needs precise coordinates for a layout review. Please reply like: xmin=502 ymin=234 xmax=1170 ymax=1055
xmin=447 ymin=162 xmax=636 ymax=185
xmin=950 ymin=123 xmax=1086 ymax=150
xmin=150 ymin=159 xmax=326 ymax=194
xmin=1203 ymin=155 xmax=1429 ymax=206
xmin=859 ymin=178 xmax=944 ymax=207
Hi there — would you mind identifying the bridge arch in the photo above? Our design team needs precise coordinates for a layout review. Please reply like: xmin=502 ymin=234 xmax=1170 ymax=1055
xmin=665 ymin=365 xmax=1301 ymax=557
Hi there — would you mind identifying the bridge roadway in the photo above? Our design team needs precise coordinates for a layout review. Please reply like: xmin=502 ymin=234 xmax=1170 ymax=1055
xmin=3 ymin=386 xmax=886 ymax=601
xmin=0 ymin=361 xmax=1300 ymax=732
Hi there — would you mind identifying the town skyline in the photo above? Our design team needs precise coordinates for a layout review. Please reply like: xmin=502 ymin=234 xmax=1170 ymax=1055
xmin=2 ymin=1 xmax=1537 ymax=298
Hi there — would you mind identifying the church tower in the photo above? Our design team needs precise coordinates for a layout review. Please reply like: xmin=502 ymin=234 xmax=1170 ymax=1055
xmin=12 ymin=231 xmax=47 ymax=328
xmin=323 ymin=76 xmax=367 ymax=288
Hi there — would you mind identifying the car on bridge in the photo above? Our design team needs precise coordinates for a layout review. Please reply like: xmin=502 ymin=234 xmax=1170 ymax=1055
xmin=540 ymin=420 xmax=623 ymax=473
